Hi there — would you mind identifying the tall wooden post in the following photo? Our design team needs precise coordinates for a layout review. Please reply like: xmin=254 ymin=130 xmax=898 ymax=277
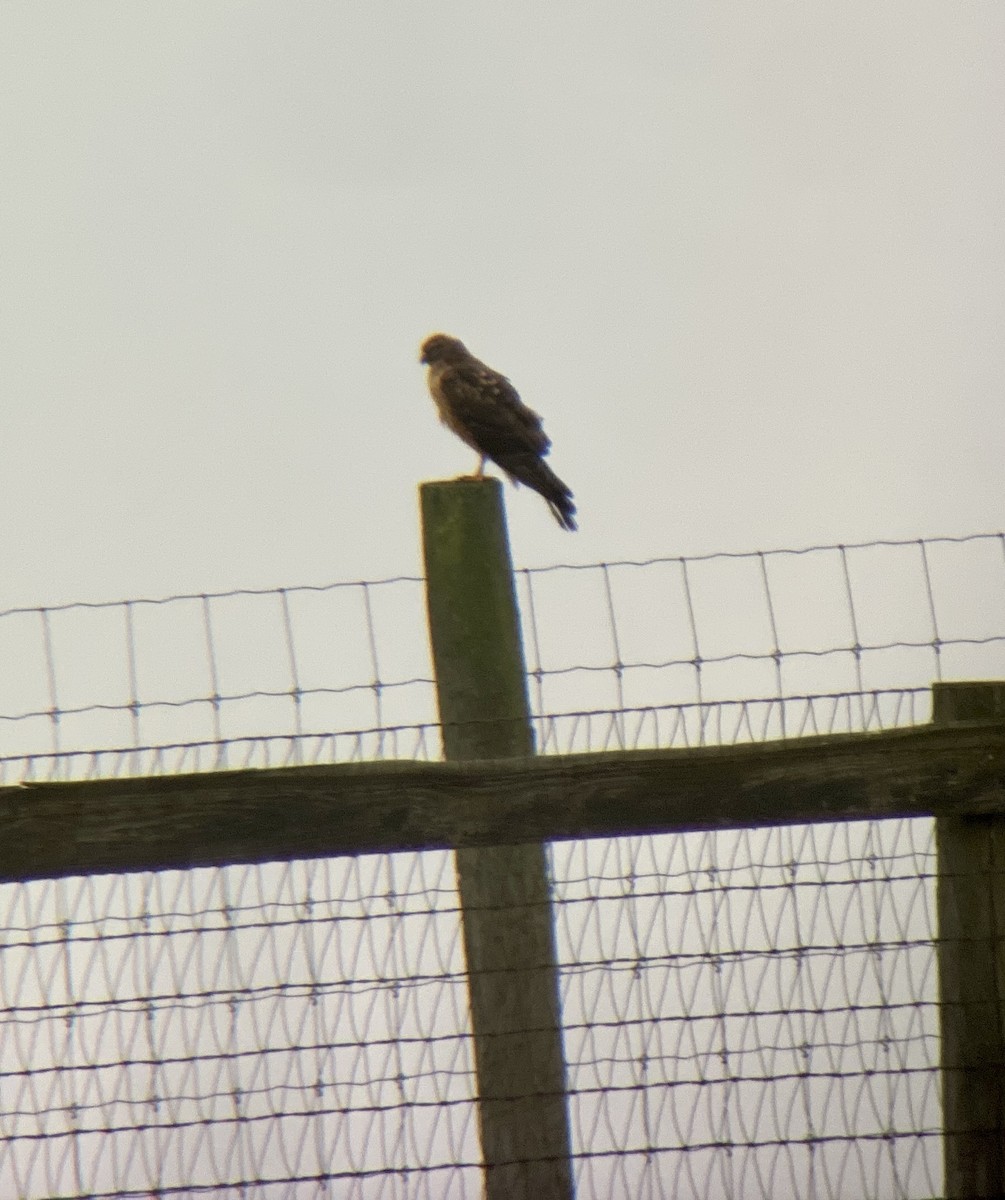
xmin=934 ymin=681 xmax=1005 ymax=1199
xmin=420 ymin=478 xmax=575 ymax=1200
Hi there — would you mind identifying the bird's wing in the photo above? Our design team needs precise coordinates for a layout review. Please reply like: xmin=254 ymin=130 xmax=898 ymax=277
xmin=442 ymin=360 xmax=552 ymax=459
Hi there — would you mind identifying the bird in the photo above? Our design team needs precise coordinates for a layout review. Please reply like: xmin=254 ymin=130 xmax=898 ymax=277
xmin=419 ymin=333 xmax=577 ymax=531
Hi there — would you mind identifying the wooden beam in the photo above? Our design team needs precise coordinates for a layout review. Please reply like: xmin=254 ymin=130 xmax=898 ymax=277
xmin=420 ymin=477 xmax=574 ymax=1200
xmin=1 ymin=718 xmax=1003 ymax=884
xmin=935 ymin=683 xmax=1005 ymax=1199
xmin=421 ymin=477 xmax=534 ymax=761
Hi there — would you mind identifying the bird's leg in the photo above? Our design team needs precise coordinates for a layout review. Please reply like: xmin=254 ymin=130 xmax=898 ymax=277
xmin=458 ymin=454 xmax=487 ymax=480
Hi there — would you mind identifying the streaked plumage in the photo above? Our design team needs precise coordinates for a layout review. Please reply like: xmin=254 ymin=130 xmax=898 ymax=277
xmin=419 ymin=333 xmax=577 ymax=531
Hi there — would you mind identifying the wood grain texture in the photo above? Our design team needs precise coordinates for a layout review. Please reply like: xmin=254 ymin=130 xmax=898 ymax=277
xmin=934 ymin=682 xmax=1005 ymax=1199
xmin=420 ymin=476 xmax=573 ymax=1200
xmin=2 ymin=719 xmax=1002 ymax=883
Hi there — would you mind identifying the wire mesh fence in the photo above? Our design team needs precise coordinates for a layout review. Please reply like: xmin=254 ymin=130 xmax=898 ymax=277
xmin=1 ymin=530 xmax=1004 ymax=1198
xmin=0 ymin=532 xmax=1002 ymax=782
xmin=554 ymin=820 xmax=941 ymax=1200
xmin=1 ymin=822 xmax=943 ymax=1199
xmin=0 ymin=575 xmax=437 ymax=784
xmin=0 ymin=853 xmax=476 ymax=1199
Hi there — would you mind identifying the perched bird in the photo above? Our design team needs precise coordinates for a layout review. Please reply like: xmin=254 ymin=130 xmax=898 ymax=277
xmin=419 ymin=333 xmax=577 ymax=531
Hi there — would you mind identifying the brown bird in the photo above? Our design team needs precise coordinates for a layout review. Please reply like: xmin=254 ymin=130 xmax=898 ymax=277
xmin=419 ymin=333 xmax=577 ymax=531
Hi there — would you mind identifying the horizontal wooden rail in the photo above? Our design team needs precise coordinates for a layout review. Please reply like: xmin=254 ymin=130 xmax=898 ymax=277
xmin=2 ymin=717 xmax=1003 ymax=883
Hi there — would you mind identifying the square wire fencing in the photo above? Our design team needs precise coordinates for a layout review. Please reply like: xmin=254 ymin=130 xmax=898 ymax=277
xmin=2 ymin=533 xmax=1000 ymax=781
xmin=0 ymin=531 xmax=1003 ymax=1199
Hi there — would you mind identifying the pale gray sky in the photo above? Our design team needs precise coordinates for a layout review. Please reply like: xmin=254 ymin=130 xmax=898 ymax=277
xmin=2 ymin=2 xmax=1002 ymax=610
xmin=1 ymin=11 xmax=1002 ymax=1194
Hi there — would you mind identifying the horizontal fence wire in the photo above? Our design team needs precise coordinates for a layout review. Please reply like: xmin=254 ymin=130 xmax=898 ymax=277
xmin=0 ymin=531 xmax=1002 ymax=782
xmin=1 ymin=823 xmax=945 ymax=1199
xmin=1 ymin=530 xmax=1004 ymax=1198
xmin=553 ymin=819 xmax=942 ymax=1200
xmin=520 ymin=531 xmax=1004 ymax=754
xmin=0 ymin=575 xmax=436 ymax=784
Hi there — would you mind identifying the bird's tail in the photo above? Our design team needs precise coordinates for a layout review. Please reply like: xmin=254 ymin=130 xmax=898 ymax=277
xmin=499 ymin=455 xmax=577 ymax=531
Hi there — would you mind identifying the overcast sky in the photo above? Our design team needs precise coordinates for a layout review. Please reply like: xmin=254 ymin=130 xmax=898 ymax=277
xmin=2 ymin=2 xmax=1002 ymax=612
xmin=0 ymin=13 xmax=1000 ymax=1192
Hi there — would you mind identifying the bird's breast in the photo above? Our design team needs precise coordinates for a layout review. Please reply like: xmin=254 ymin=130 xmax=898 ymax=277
xmin=427 ymin=365 xmax=462 ymax=428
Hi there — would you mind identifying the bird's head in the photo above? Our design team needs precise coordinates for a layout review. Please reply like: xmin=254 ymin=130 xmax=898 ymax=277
xmin=420 ymin=333 xmax=468 ymax=366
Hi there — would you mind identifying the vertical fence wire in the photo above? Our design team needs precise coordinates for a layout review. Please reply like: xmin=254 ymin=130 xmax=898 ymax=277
xmin=361 ymin=581 xmax=385 ymax=761
xmin=917 ymin=539 xmax=943 ymax=685
xmin=678 ymin=556 xmax=704 ymax=743
xmin=0 ymin=534 xmax=1001 ymax=781
xmin=600 ymin=564 xmax=627 ymax=752
xmin=757 ymin=551 xmax=786 ymax=739
xmin=838 ymin=544 xmax=867 ymax=729
xmin=0 ymin=533 xmax=1003 ymax=1197
xmin=279 ymin=588 xmax=304 ymax=764
xmin=518 ymin=567 xmax=549 ymax=754
xmin=123 ymin=602 xmax=141 ymax=777
xmin=200 ymin=594 xmax=224 ymax=770
xmin=39 ymin=607 xmax=61 ymax=770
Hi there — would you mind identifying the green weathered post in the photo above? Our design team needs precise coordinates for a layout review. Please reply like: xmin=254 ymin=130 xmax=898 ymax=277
xmin=420 ymin=477 xmax=574 ymax=1200
xmin=934 ymin=681 xmax=1005 ymax=1199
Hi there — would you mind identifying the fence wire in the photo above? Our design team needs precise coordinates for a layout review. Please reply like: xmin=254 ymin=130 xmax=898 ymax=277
xmin=1 ymin=824 xmax=942 ymax=1199
xmin=553 ymin=820 xmax=940 ymax=1200
xmin=1 ymin=530 xmax=1004 ymax=1198
xmin=0 ymin=532 xmax=1001 ymax=782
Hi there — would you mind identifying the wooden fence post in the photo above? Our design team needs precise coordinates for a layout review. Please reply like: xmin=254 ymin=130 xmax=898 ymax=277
xmin=420 ymin=477 xmax=575 ymax=1200
xmin=934 ymin=681 xmax=1005 ymax=1199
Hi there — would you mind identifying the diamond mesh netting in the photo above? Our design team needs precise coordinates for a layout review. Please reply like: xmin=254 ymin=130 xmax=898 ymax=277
xmin=554 ymin=821 xmax=939 ymax=1199
xmin=1 ymin=532 xmax=1003 ymax=1198
xmin=1 ymin=824 xmax=941 ymax=1198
